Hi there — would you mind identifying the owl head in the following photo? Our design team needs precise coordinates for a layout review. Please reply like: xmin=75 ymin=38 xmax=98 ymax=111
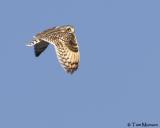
xmin=56 ymin=25 xmax=75 ymax=33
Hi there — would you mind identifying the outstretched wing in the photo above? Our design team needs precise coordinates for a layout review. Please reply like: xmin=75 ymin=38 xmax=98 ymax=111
xmin=54 ymin=40 xmax=80 ymax=74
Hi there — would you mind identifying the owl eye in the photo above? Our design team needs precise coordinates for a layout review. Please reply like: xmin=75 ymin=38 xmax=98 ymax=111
xmin=67 ymin=27 xmax=72 ymax=32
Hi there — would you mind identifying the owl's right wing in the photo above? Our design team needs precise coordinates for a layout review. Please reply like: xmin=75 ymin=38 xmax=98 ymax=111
xmin=54 ymin=41 xmax=80 ymax=74
xmin=35 ymin=36 xmax=80 ymax=74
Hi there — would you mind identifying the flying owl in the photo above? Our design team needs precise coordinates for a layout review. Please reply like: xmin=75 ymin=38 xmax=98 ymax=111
xmin=27 ymin=25 xmax=80 ymax=74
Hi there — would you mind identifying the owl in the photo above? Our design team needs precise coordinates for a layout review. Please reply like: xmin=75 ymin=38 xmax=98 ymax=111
xmin=27 ymin=25 xmax=80 ymax=74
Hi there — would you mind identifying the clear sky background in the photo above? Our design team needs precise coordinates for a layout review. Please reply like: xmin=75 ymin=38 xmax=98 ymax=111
xmin=0 ymin=0 xmax=160 ymax=128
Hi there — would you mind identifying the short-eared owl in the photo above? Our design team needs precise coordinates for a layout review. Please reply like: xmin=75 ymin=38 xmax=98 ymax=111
xmin=27 ymin=25 xmax=80 ymax=74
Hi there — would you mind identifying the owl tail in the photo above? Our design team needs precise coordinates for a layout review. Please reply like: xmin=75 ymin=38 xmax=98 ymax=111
xmin=26 ymin=36 xmax=40 ymax=47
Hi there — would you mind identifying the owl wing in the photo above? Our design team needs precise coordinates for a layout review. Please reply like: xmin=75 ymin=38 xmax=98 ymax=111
xmin=54 ymin=40 xmax=80 ymax=74
xmin=34 ymin=40 xmax=49 ymax=57
xmin=30 ymin=28 xmax=57 ymax=57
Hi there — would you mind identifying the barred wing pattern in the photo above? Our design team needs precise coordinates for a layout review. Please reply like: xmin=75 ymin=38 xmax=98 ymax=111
xmin=55 ymin=40 xmax=80 ymax=73
xmin=27 ymin=25 xmax=80 ymax=74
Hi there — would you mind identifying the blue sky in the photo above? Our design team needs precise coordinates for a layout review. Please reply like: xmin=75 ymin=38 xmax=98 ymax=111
xmin=0 ymin=0 xmax=160 ymax=128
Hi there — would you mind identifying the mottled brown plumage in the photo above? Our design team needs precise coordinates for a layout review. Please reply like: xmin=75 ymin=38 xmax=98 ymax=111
xmin=27 ymin=25 xmax=80 ymax=74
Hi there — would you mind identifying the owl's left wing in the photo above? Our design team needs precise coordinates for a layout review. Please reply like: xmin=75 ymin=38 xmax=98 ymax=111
xmin=34 ymin=40 xmax=49 ymax=57
xmin=28 ymin=37 xmax=49 ymax=57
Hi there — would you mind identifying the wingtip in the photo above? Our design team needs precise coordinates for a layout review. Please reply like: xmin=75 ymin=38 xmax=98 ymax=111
xmin=26 ymin=44 xmax=32 ymax=47
xmin=26 ymin=42 xmax=35 ymax=47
